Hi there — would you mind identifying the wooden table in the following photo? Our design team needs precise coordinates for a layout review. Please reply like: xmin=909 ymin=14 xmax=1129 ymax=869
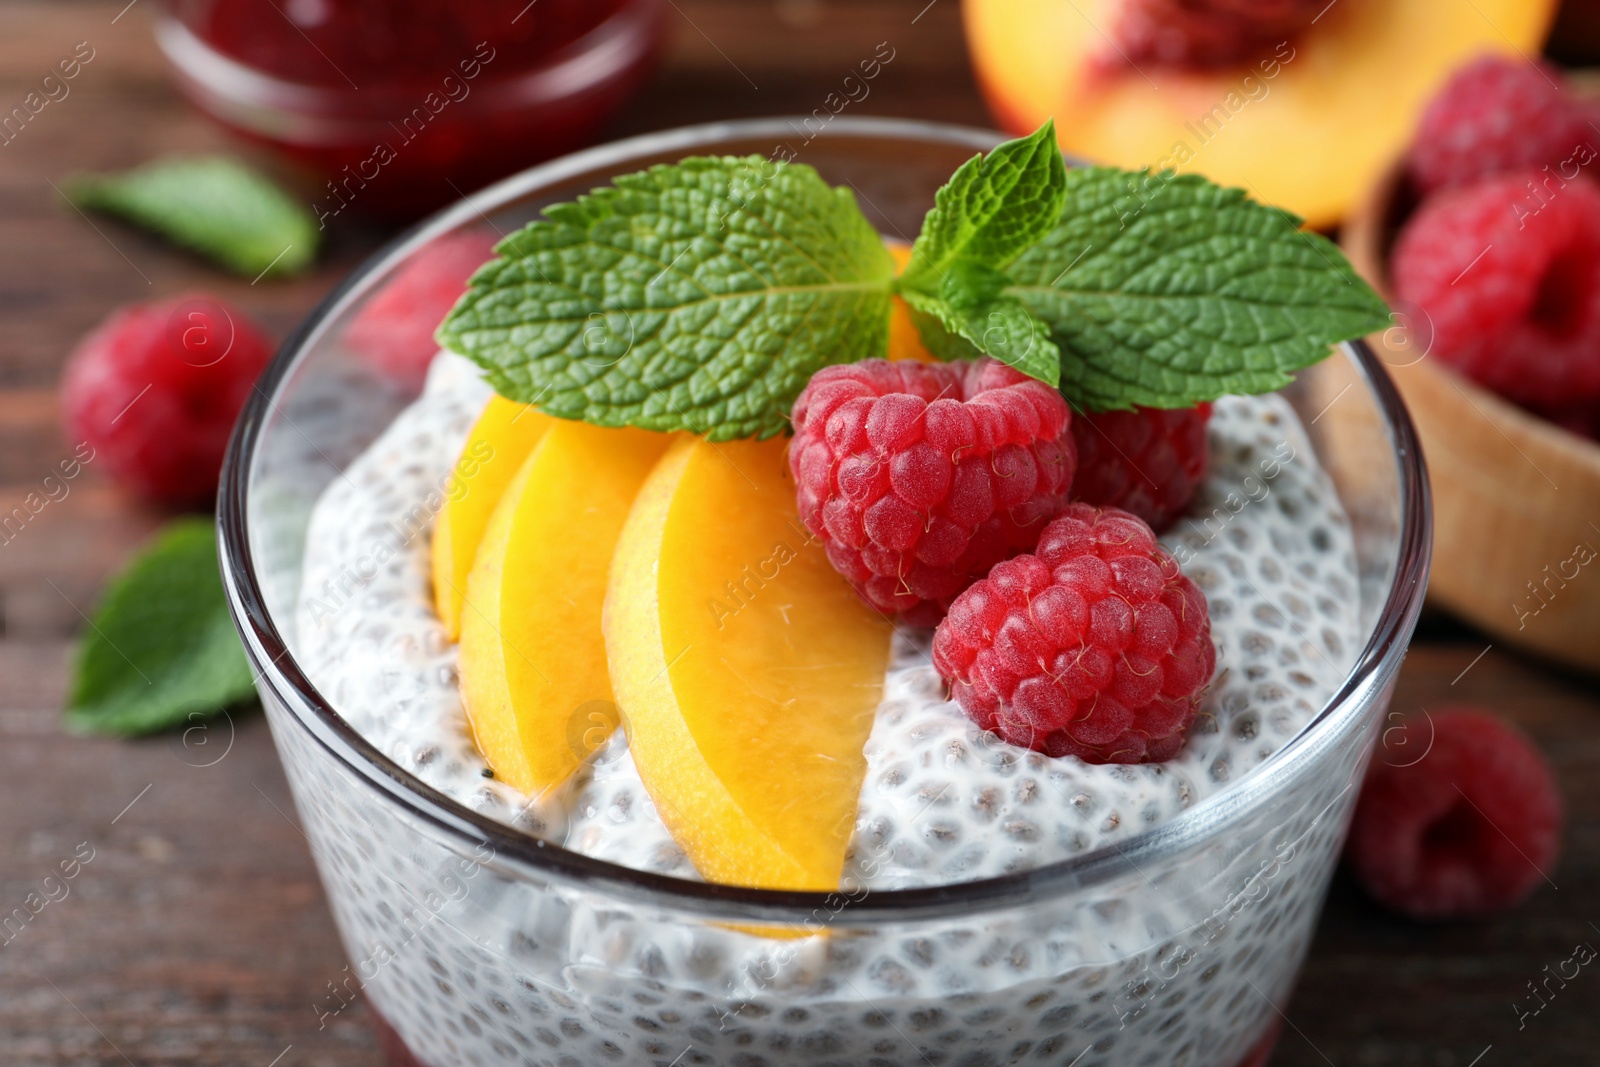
xmin=1 ymin=2 xmax=1595 ymax=1064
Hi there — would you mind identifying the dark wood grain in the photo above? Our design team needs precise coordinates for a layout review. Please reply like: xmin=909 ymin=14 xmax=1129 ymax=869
xmin=0 ymin=2 xmax=1595 ymax=1064
xmin=1289 ymin=643 xmax=1600 ymax=1067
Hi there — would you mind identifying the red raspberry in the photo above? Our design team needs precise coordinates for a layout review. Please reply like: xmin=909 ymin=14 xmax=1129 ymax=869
xmin=931 ymin=503 xmax=1215 ymax=764
xmin=1070 ymin=403 xmax=1211 ymax=531
xmin=1391 ymin=169 xmax=1600 ymax=412
xmin=61 ymin=295 xmax=273 ymax=506
xmin=790 ymin=358 xmax=1077 ymax=627
xmin=1409 ymin=56 xmax=1593 ymax=196
xmin=1347 ymin=707 xmax=1562 ymax=919
xmin=1548 ymin=402 xmax=1600 ymax=441
xmin=345 ymin=230 xmax=497 ymax=391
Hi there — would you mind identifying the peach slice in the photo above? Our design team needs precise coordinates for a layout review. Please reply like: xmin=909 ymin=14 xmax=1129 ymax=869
xmin=459 ymin=421 xmax=672 ymax=796
xmin=964 ymin=0 xmax=1557 ymax=228
xmin=432 ymin=396 xmax=555 ymax=641
xmin=885 ymin=241 xmax=935 ymax=363
xmin=605 ymin=437 xmax=893 ymax=890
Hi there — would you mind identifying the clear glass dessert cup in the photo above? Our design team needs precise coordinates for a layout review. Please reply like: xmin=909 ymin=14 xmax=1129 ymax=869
xmin=218 ymin=118 xmax=1431 ymax=1067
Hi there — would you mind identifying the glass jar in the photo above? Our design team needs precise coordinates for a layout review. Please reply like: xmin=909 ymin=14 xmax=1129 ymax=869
xmin=156 ymin=0 xmax=664 ymax=218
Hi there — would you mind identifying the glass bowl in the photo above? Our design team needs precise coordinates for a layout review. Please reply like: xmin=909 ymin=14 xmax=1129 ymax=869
xmin=218 ymin=117 xmax=1430 ymax=1067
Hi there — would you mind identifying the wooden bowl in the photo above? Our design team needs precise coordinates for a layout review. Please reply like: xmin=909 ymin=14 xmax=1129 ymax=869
xmin=1342 ymin=163 xmax=1600 ymax=675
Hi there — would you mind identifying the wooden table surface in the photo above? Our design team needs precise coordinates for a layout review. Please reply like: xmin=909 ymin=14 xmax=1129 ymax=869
xmin=1 ymin=2 xmax=1596 ymax=1064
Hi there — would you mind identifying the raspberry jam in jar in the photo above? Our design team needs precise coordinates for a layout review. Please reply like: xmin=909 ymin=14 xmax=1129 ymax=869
xmin=155 ymin=0 xmax=664 ymax=219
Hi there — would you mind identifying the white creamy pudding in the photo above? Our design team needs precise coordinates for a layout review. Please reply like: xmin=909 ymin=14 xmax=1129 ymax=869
xmin=296 ymin=351 xmax=1360 ymax=886
xmin=289 ymin=351 xmax=1366 ymax=1067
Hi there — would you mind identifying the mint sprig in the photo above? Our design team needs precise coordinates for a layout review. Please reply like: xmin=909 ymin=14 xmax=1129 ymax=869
xmin=899 ymin=262 xmax=1060 ymax=386
xmin=1006 ymin=168 xmax=1392 ymax=410
xmin=901 ymin=119 xmax=1067 ymax=287
xmin=64 ymin=156 xmax=318 ymax=278
xmin=437 ymin=123 xmax=1388 ymax=435
xmin=66 ymin=519 xmax=256 ymax=736
xmin=896 ymin=121 xmax=1066 ymax=385
xmin=437 ymin=156 xmax=894 ymax=440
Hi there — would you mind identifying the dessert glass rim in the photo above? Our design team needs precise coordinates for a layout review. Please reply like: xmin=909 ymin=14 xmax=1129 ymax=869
xmin=217 ymin=115 xmax=1432 ymax=925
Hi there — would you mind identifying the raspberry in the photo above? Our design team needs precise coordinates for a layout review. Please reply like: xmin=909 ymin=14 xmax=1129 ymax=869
xmin=60 ymin=295 xmax=273 ymax=506
xmin=1548 ymin=402 xmax=1600 ymax=441
xmin=1108 ymin=0 xmax=1321 ymax=68
xmin=345 ymin=230 xmax=497 ymax=391
xmin=931 ymin=503 xmax=1215 ymax=764
xmin=1391 ymin=169 xmax=1600 ymax=412
xmin=1409 ymin=56 xmax=1593 ymax=196
xmin=790 ymin=358 xmax=1077 ymax=627
xmin=1070 ymin=403 xmax=1211 ymax=531
xmin=1347 ymin=707 xmax=1562 ymax=919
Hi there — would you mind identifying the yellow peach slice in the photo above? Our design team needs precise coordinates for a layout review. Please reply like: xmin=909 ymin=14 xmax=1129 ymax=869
xmin=459 ymin=421 xmax=672 ymax=796
xmin=885 ymin=241 xmax=935 ymax=363
xmin=432 ymin=396 xmax=556 ymax=641
xmin=605 ymin=436 xmax=893 ymax=890
xmin=964 ymin=0 xmax=1556 ymax=228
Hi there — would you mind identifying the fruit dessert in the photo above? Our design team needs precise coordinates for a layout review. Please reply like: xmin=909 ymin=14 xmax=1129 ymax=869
xmin=292 ymin=125 xmax=1388 ymax=1065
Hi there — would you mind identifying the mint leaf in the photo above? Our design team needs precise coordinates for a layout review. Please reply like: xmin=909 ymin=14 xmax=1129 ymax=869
xmin=66 ymin=519 xmax=256 ymax=736
xmin=65 ymin=156 xmax=318 ymax=278
xmin=901 ymin=119 xmax=1066 ymax=286
xmin=901 ymin=303 xmax=980 ymax=362
xmin=901 ymin=271 xmax=1060 ymax=387
xmin=1005 ymin=167 xmax=1391 ymax=410
xmin=898 ymin=121 xmax=1067 ymax=385
xmin=437 ymin=156 xmax=894 ymax=440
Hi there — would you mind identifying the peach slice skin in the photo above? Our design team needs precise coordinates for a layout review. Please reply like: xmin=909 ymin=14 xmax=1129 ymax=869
xmin=432 ymin=396 xmax=556 ymax=641
xmin=605 ymin=437 xmax=893 ymax=890
xmin=964 ymin=0 xmax=1556 ymax=229
xmin=459 ymin=421 xmax=673 ymax=796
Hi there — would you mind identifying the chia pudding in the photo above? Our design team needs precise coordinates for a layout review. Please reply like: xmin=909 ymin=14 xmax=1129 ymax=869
xmin=286 ymin=349 xmax=1365 ymax=1067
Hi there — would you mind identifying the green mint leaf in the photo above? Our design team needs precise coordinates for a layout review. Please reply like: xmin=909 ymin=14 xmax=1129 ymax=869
xmin=901 ymin=278 xmax=1060 ymax=388
xmin=64 ymin=156 xmax=318 ymax=278
xmin=901 ymin=119 xmax=1066 ymax=286
xmin=937 ymin=258 xmax=1010 ymax=309
xmin=1005 ymin=167 xmax=1392 ymax=410
xmin=901 ymin=304 xmax=981 ymax=362
xmin=437 ymin=155 xmax=894 ymax=440
xmin=897 ymin=122 xmax=1067 ymax=386
xmin=66 ymin=519 xmax=256 ymax=737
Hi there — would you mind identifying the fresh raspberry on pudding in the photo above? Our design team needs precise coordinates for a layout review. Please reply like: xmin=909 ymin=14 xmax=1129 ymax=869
xmin=1409 ymin=56 xmax=1593 ymax=196
xmin=932 ymin=502 xmax=1215 ymax=764
xmin=346 ymin=230 xmax=498 ymax=391
xmin=60 ymin=294 xmax=273 ymax=506
xmin=790 ymin=358 xmax=1077 ymax=627
xmin=1347 ymin=707 xmax=1562 ymax=919
xmin=1070 ymin=403 xmax=1211 ymax=531
xmin=1391 ymin=168 xmax=1600 ymax=413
